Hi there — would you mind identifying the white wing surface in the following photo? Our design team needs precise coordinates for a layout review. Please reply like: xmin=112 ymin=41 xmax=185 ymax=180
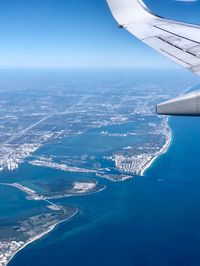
xmin=107 ymin=0 xmax=200 ymax=76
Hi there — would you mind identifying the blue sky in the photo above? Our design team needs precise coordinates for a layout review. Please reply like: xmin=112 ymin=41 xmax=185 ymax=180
xmin=0 ymin=0 xmax=200 ymax=69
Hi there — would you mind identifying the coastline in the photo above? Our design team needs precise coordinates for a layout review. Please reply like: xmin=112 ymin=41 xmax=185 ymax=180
xmin=139 ymin=80 xmax=198 ymax=177
xmin=6 ymin=208 xmax=78 ymax=266
xmin=141 ymin=116 xmax=172 ymax=176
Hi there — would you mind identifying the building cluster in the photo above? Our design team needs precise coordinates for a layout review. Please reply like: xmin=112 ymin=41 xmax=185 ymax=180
xmin=0 ymin=143 xmax=41 ymax=171
xmin=29 ymin=159 xmax=97 ymax=173
xmin=114 ymin=154 xmax=152 ymax=175
xmin=0 ymin=241 xmax=24 ymax=266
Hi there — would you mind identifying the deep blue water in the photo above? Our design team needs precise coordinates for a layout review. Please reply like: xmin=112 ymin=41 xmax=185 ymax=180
xmin=8 ymin=115 xmax=200 ymax=266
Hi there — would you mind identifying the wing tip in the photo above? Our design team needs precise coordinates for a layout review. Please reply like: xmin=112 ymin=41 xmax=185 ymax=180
xmin=106 ymin=0 xmax=153 ymax=26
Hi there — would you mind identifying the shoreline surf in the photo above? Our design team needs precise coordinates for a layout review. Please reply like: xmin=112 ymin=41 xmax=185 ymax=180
xmin=6 ymin=208 xmax=78 ymax=266
xmin=141 ymin=116 xmax=172 ymax=176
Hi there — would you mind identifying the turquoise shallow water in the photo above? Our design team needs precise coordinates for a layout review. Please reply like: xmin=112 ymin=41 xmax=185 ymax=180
xmin=8 ymin=115 xmax=200 ymax=266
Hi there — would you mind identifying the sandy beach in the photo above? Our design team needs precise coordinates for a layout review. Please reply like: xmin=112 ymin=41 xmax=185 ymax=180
xmin=5 ymin=208 xmax=78 ymax=266
xmin=141 ymin=116 xmax=172 ymax=176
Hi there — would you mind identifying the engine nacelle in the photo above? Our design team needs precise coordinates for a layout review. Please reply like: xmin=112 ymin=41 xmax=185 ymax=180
xmin=156 ymin=90 xmax=200 ymax=116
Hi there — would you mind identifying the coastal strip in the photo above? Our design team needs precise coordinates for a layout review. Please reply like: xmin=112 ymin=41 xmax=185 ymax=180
xmin=108 ymin=117 xmax=172 ymax=178
xmin=141 ymin=116 xmax=172 ymax=176
xmin=4 ymin=208 xmax=78 ymax=266
xmin=0 ymin=181 xmax=106 ymax=201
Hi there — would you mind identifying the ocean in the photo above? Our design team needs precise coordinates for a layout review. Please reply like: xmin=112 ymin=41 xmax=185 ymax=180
xmin=8 ymin=114 xmax=200 ymax=266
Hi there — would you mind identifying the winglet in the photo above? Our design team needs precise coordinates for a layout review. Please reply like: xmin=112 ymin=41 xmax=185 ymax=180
xmin=106 ymin=0 xmax=154 ymax=26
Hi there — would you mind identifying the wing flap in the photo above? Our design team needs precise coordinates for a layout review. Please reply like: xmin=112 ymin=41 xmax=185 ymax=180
xmin=154 ymin=22 xmax=200 ymax=44
xmin=145 ymin=37 xmax=200 ymax=66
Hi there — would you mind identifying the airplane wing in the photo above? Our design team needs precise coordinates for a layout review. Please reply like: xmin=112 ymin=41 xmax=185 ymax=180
xmin=107 ymin=0 xmax=200 ymax=116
